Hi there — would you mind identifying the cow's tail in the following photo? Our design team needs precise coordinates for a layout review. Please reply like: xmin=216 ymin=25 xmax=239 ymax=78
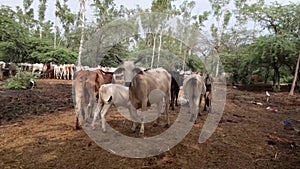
xmin=187 ymin=78 xmax=200 ymax=121
xmin=189 ymin=78 xmax=198 ymax=104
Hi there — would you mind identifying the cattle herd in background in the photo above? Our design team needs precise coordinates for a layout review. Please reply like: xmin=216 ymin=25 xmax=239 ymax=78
xmin=0 ymin=62 xmax=79 ymax=80
xmin=0 ymin=61 xmax=118 ymax=81
xmin=0 ymin=60 xmax=213 ymax=135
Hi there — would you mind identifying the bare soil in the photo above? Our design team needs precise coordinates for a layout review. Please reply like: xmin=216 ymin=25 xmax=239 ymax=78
xmin=0 ymin=79 xmax=299 ymax=169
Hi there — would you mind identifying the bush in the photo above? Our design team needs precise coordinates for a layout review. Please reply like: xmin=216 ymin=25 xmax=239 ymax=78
xmin=6 ymin=72 xmax=38 ymax=90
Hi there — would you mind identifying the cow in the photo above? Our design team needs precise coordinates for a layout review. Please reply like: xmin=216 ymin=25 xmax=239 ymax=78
xmin=183 ymin=73 xmax=206 ymax=122
xmin=62 ymin=64 xmax=75 ymax=80
xmin=0 ymin=61 xmax=5 ymax=80
xmin=32 ymin=63 xmax=44 ymax=75
xmin=112 ymin=70 xmax=125 ymax=85
xmin=115 ymin=56 xmax=171 ymax=135
xmin=169 ymin=71 xmax=184 ymax=110
xmin=203 ymin=73 xmax=213 ymax=112
xmin=91 ymin=84 xmax=138 ymax=132
xmin=42 ymin=63 xmax=54 ymax=78
xmin=73 ymin=69 xmax=113 ymax=129
xmin=53 ymin=64 xmax=61 ymax=79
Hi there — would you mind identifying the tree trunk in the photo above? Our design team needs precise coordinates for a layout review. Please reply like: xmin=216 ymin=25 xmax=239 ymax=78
xmin=215 ymin=58 xmax=219 ymax=77
xmin=289 ymin=54 xmax=300 ymax=95
xmin=273 ymin=67 xmax=280 ymax=91
xmin=264 ymin=67 xmax=269 ymax=84
xmin=157 ymin=31 xmax=162 ymax=68
xmin=39 ymin=26 xmax=42 ymax=39
xmin=78 ymin=0 xmax=86 ymax=66
xmin=54 ymin=15 xmax=57 ymax=48
xmin=151 ymin=33 xmax=157 ymax=69
xmin=179 ymin=41 xmax=182 ymax=54
xmin=182 ymin=48 xmax=187 ymax=71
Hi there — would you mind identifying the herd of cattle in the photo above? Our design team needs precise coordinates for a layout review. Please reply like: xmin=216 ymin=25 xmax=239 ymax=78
xmin=0 ymin=61 xmax=79 ymax=80
xmin=73 ymin=56 xmax=213 ymax=135
xmin=0 ymin=60 xmax=213 ymax=135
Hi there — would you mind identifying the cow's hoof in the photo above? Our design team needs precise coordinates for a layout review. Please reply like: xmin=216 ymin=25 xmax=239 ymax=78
xmin=165 ymin=123 xmax=170 ymax=128
xmin=189 ymin=114 xmax=195 ymax=122
xmin=102 ymin=130 xmax=107 ymax=133
xmin=75 ymin=126 xmax=82 ymax=130
xmin=131 ymin=127 xmax=137 ymax=133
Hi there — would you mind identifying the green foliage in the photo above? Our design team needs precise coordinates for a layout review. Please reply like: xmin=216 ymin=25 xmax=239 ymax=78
xmin=32 ymin=48 xmax=78 ymax=64
xmin=6 ymin=71 xmax=37 ymax=90
xmin=99 ymin=43 xmax=129 ymax=67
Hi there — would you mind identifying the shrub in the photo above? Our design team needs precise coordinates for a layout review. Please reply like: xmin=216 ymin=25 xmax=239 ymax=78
xmin=6 ymin=71 xmax=38 ymax=90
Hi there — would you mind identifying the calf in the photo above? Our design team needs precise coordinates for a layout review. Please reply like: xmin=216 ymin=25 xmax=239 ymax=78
xmin=183 ymin=74 xmax=205 ymax=122
xmin=73 ymin=69 xmax=113 ymax=129
xmin=91 ymin=84 xmax=138 ymax=132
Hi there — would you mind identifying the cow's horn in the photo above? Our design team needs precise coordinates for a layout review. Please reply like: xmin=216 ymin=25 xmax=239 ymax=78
xmin=134 ymin=57 xmax=143 ymax=64
xmin=115 ymin=55 xmax=123 ymax=63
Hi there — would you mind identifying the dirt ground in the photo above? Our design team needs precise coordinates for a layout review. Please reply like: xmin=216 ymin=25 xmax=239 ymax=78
xmin=0 ymin=79 xmax=299 ymax=169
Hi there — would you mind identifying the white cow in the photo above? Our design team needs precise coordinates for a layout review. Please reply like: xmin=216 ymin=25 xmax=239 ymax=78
xmin=182 ymin=74 xmax=206 ymax=122
xmin=91 ymin=84 xmax=138 ymax=132
xmin=32 ymin=63 xmax=43 ymax=75
xmin=0 ymin=61 xmax=6 ymax=69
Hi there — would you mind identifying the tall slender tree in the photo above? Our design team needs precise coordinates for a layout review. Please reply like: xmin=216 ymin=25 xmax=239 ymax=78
xmin=38 ymin=0 xmax=47 ymax=39
xmin=78 ymin=0 xmax=87 ymax=66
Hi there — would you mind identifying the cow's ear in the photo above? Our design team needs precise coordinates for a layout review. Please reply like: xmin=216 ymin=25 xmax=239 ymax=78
xmin=132 ymin=67 xmax=144 ymax=75
xmin=114 ymin=67 xmax=125 ymax=74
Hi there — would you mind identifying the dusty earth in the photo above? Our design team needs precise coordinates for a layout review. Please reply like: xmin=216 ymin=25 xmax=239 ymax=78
xmin=0 ymin=79 xmax=299 ymax=169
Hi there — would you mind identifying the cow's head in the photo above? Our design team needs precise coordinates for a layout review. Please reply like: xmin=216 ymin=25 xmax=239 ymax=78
xmin=114 ymin=56 xmax=144 ymax=87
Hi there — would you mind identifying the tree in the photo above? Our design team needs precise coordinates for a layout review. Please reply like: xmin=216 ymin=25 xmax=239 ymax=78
xmin=208 ymin=0 xmax=232 ymax=76
xmin=55 ymin=0 xmax=76 ymax=47
xmin=238 ymin=1 xmax=300 ymax=90
xmin=78 ymin=0 xmax=87 ymax=66
xmin=289 ymin=54 xmax=300 ymax=95
xmin=38 ymin=0 xmax=47 ymax=39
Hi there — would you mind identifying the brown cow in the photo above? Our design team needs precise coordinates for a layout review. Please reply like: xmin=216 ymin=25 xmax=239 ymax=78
xmin=73 ymin=69 xmax=113 ymax=129
xmin=115 ymin=57 xmax=171 ymax=135
xmin=42 ymin=63 xmax=54 ymax=78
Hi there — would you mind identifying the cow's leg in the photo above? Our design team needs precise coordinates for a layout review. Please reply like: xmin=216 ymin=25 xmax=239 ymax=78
xmin=203 ymin=92 xmax=208 ymax=111
xmin=139 ymin=98 xmax=148 ymax=135
xmin=91 ymin=104 xmax=100 ymax=129
xmin=82 ymin=95 xmax=91 ymax=124
xmin=198 ymin=94 xmax=203 ymax=116
xmin=75 ymin=96 xmax=82 ymax=129
xmin=208 ymin=92 xmax=212 ymax=113
xmin=165 ymin=92 xmax=170 ymax=126
xmin=155 ymin=102 xmax=162 ymax=126
xmin=59 ymin=71 xmax=62 ymax=79
xmin=175 ymin=90 xmax=179 ymax=107
xmin=170 ymin=90 xmax=175 ymax=110
xmin=100 ymin=104 xmax=111 ymax=133
xmin=85 ymin=91 xmax=96 ymax=122
xmin=129 ymin=105 xmax=138 ymax=132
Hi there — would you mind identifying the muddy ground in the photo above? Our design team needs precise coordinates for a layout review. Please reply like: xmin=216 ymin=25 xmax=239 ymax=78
xmin=0 ymin=79 xmax=299 ymax=169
